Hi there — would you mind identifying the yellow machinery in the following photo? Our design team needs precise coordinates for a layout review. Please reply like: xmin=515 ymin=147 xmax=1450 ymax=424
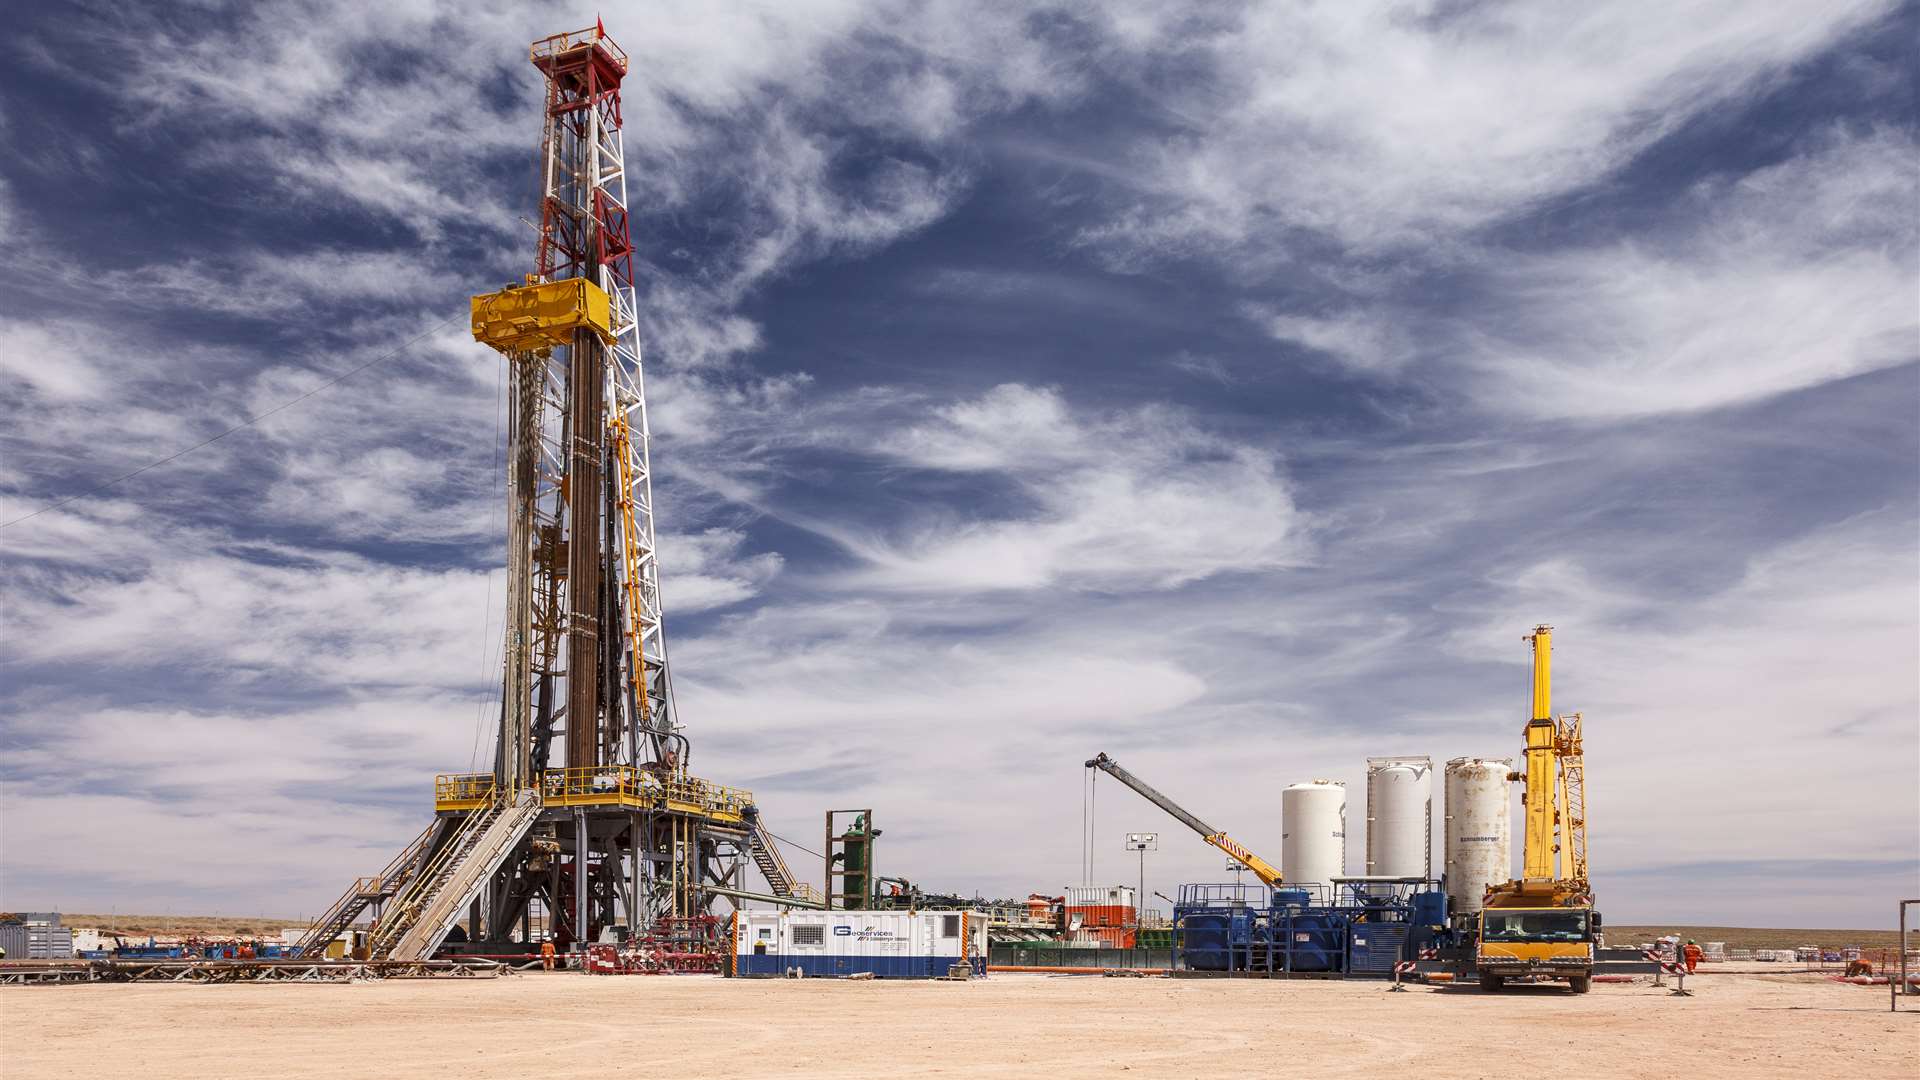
xmin=1476 ymin=625 xmax=1599 ymax=993
xmin=470 ymin=276 xmax=613 ymax=354
xmin=1085 ymin=753 xmax=1285 ymax=886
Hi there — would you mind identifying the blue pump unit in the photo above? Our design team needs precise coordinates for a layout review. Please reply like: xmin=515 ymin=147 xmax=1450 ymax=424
xmin=1173 ymin=879 xmax=1451 ymax=976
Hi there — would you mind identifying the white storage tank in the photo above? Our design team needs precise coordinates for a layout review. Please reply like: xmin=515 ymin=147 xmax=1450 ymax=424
xmin=1365 ymin=756 xmax=1433 ymax=878
xmin=1443 ymin=757 xmax=1512 ymax=915
xmin=1281 ymin=780 xmax=1346 ymax=889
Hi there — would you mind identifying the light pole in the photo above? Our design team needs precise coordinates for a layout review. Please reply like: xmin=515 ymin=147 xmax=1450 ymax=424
xmin=1227 ymin=857 xmax=1245 ymax=889
xmin=1126 ymin=833 xmax=1158 ymax=937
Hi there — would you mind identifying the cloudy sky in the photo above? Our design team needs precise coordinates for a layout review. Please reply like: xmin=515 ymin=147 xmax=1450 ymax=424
xmin=1 ymin=1 xmax=1914 ymax=930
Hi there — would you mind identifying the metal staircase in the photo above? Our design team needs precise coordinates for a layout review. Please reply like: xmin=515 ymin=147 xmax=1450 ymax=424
xmin=294 ymin=821 xmax=436 ymax=958
xmin=371 ymin=790 xmax=542 ymax=961
xmin=745 ymin=814 xmax=824 ymax=906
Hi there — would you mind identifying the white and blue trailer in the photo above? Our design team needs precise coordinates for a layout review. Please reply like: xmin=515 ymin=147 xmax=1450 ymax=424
xmin=732 ymin=909 xmax=988 ymax=978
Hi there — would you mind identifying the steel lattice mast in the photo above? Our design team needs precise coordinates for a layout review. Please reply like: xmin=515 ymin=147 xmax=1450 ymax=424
xmin=494 ymin=24 xmax=678 ymax=782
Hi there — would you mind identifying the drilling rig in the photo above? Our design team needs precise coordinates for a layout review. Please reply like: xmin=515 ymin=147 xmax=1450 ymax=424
xmin=1475 ymin=625 xmax=1599 ymax=993
xmin=297 ymin=24 xmax=818 ymax=966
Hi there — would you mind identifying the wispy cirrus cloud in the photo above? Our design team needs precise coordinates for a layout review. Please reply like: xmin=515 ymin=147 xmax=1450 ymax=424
xmin=1241 ymin=126 xmax=1919 ymax=421
xmin=836 ymin=383 xmax=1309 ymax=591
xmin=1080 ymin=0 xmax=1900 ymax=260
xmin=1462 ymin=127 xmax=1919 ymax=419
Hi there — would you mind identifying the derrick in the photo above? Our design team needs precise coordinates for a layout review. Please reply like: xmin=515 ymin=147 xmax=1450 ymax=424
xmin=300 ymin=23 xmax=806 ymax=968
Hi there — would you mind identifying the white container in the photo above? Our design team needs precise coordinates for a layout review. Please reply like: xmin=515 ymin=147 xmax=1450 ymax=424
xmin=732 ymin=909 xmax=988 ymax=978
xmin=1365 ymin=756 xmax=1432 ymax=878
xmin=1443 ymin=757 xmax=1512 ymax=915
xmin=1281 ymin=781 xmax=1347 ymax=888
xmin=1062 ymin=885 xmax=1135 ymax=909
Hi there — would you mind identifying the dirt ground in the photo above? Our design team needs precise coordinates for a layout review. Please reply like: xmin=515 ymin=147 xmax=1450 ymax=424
xmin=3 ymin=970 xmax=1914 ymax=1079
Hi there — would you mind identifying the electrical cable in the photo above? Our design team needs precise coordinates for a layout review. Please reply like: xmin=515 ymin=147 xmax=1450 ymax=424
xmin=764 ymin=828 xmax=823 ymax=862
xmin=0 ymin=312 xmax=465 ymax=530
xmin=468 ymin=351 xmax=510 ymax=773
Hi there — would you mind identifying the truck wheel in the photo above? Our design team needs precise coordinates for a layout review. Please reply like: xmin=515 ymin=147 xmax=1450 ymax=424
xmin=1479 ymin=973 xmax=1503 ymax=992
xmin=1569 ymin=976 xmax=1591 ymax=994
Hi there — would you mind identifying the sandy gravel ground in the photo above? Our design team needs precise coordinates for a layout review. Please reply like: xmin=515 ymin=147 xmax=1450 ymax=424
xmin=3 ymin=970 xmax=1914 ymax=1079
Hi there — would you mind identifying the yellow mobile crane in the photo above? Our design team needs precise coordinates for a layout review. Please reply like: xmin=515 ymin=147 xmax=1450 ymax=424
xmin=1085 ymin=753 xmax=1284 ymax=886
xmin=1476 ymin=625 xmax=1598 ymax=994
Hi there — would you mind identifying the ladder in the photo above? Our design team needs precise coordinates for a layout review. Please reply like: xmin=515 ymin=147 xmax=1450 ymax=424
xmin=371 ymin=790 xmax=543 ymax=961
xmin=294 ymin=821 xmax=436 ymax=957
xmin=746 ymin=817 xmax=825 ymax=906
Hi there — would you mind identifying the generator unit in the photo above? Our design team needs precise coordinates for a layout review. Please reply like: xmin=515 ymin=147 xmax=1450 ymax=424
xmin=732 ymin=909 xmax=987 ymax=979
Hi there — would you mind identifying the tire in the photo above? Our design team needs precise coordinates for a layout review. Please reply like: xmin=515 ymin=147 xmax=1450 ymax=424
xmin=1479 ymin=972 xmax=1503 ymax=992
xmin=1569 ymin=975 xmax=1591 ymax=994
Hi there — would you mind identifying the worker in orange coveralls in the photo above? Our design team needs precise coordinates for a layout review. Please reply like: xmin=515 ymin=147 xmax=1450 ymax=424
xmin=540 ymin=941 xmax=557 ymax=971
xmin=1682 ymin=940 xmax=1703 ymax=973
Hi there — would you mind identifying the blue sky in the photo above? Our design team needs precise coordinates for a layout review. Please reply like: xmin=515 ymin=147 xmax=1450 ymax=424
xmin=1 ymin=1 xmax=1915 ymax=929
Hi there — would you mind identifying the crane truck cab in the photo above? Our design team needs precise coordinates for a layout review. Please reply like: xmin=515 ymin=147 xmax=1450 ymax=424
xmin=1475 ymin=893 xmax=1598 ymax=993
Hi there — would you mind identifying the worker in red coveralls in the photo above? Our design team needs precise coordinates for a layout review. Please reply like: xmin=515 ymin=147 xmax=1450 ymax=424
xmin=540 ymin=940 xmax=557 ymax=971
xmin=1682 ymin=940 xmax=1703 ymax=973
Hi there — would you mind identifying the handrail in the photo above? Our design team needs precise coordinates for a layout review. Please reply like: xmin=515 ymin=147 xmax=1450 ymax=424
xmin=372 ymin=794 xmax=508 ymax=955
xmin=434 ymin=766 xmax=753 ymax=818
xmin=295 ymin=821 xmax=435 ymax=955
xmin=383 ymin=794 xmax=542 ymax=961
xmin=746 ymin=818 xmax=823 ymax=903
xmin=529 ymin=25 xmax=629 ymax=72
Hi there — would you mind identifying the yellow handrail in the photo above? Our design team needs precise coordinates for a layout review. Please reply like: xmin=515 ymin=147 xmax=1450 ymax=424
xmin=434 ymin=767 xmax=752 ymax=818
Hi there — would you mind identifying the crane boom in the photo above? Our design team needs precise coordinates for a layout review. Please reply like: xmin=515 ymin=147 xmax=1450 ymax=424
xmin=1519 ymin=625 xmax=1559 ymax=882
xmin=1085 ymin=753 xmax=1285 ymax=887
xmin=1503 ymin=625 xmax=1591 ymax=897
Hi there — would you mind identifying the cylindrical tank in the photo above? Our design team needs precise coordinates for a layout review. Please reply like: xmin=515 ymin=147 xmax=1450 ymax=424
xmin=1443 ymin=757 xmax=1513 ymax=915
xmin=1281 ymin=781 xmax=1346 ymax=888
xmin=1365 ymin=756 xmax=1433 ymax=878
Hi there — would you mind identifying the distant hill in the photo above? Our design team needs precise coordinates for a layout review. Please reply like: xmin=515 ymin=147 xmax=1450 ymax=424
xmin=59 ymin=913 xmax=310 ymax=939
xmin=1607 ymin=925 xmax=1913 ymax=951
